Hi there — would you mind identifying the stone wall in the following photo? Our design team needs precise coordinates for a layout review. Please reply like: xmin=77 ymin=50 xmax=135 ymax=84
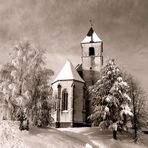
xmin=52 ymin=80 xmax=85 ymax=127
xmin=73 ymin=81 xmax=85 ymax=124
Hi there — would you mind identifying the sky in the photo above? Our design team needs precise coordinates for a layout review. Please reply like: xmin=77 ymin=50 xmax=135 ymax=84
xmin=0 ymin=0 xmax=148 ymax=92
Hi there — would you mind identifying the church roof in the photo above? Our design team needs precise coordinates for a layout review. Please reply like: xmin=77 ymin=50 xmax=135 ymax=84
xmin=81 ymin=27 xmax=102 ymax=44
xmin=52 ymin=60 xmax=84 ymax=84
xmin=75 ymin=63 xmax=82 ymax=72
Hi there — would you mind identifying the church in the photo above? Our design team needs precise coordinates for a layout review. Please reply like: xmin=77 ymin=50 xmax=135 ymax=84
xmin=52 ymin=26 xmax=104 ymax=127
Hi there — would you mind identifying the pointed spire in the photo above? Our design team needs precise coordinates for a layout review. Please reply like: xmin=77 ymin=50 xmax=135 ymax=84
xmin=87 ymin=27 xmax=94 ymax=37
xmin=87 ymin=19 xmax=94 ymax=37
xmin=81 ymin=23 xmax=102 ymax=44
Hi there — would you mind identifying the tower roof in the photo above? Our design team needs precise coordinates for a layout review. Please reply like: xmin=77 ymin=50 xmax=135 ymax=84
xmin=52 ymin=60 xmax=84 ymax=84
xmin=81 ymin=27 xmax=102 ymax=44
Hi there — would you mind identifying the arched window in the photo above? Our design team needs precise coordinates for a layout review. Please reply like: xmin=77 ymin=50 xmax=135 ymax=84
xmin=62 ymin=89 xmax=68 ymax=110
xmin=89 ymin=47 xmax=95 ymax=56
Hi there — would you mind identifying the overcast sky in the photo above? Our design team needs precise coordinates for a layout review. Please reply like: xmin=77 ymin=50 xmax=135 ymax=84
xmin=0 ymin=0 xmax=148 ymax=92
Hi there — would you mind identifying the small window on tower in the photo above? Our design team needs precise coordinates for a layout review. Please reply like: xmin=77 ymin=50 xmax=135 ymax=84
xmin=89 ymin=47 xmax=95 ymax=56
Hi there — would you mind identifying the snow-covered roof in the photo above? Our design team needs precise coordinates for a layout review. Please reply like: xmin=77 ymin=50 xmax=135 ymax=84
xmin=52 ymin=60 xmax=84 ymax=84
xmin=81 ymin=27 xmax=102 ymax=44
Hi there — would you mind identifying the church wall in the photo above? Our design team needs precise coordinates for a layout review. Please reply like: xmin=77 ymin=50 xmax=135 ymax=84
xmin=73 ymin=81 xmax=85 ymax=125
xmin=52 ymin=80 xmax=85 ymax=127
xmin=82 ymin=56 xmax=102 ymax=71
xmin=82 ymin=57 xmax=102 ymax=85
xmin=52 ymin=81 xmax=73 ymax=124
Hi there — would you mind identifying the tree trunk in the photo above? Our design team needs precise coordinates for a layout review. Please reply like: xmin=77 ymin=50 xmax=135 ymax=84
xmin=133 ymin=112 xmax=138 ymax=142
xmin=113 ymin=130 xmax=117 ymax=140
xmin=19 ymin=109 xmax=29 ymax=131
xmin=132 ymin=92 xmax=138 ymax=143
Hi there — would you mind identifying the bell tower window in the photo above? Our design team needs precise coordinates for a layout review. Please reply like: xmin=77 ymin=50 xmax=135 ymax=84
xmin=89 ymin=47 xmax=95 ymax=56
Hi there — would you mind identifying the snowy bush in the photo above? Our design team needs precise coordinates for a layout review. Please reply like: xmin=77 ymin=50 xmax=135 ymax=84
xmin=0 ymin=120 xmax=30 ymax=148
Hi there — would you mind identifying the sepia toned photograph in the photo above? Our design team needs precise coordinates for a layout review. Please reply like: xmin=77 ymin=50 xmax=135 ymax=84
xmin=0 ymin=0 xmax=148 ymax=148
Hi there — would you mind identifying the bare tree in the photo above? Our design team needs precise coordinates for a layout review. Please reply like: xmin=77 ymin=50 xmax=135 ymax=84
xmin=123 ymin=73 xmax=148 ymax=142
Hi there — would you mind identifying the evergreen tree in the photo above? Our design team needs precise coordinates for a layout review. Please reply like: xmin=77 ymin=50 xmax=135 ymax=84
xmin=89 ymin=59 xmax=133 ymax=139
xmin=0 ymin=41 xmax=54 ymax=129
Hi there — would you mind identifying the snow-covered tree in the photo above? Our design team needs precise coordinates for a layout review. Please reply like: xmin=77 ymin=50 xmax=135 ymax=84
xmin=0 ymin=41 xmax=54 ymax=129
xmin=89 ymin=59 xmax=133 ymax=139
xmin=123 ymin=73 xmax=148 ymax=142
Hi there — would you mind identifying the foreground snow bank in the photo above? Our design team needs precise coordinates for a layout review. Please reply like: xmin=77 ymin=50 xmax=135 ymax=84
xmin=0 ymin=120 xmax=29 ymax=148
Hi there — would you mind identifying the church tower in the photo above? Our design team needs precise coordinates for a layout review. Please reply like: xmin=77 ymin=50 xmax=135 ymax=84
xmin=81 ymin=27 xmax=103 ymax=86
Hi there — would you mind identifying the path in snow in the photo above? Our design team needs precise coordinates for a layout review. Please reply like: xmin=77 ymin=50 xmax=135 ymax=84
xmin=20 ymin=127 xmax=89 ymax=148
xmin=58 ymin=127 xmax=148 ymax=148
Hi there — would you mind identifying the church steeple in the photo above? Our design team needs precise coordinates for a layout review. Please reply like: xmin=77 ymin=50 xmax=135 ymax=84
xmin=81 ymin=27 xmax=102 ymax=44
xmin=81 ymin=26 xmax=103 ymax=85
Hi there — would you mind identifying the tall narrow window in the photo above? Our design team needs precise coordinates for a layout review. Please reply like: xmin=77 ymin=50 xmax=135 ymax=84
xmin=62 ymin=89 xmax=68 ymax=110
xmin=89 ymin=47 xmax=95 ymax=56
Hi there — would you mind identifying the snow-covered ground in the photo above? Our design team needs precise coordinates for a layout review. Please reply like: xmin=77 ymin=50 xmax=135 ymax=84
xmin=0 ymin=121 xmax=148 ymax=148
xmin=59 ymin=127 xmax=148 ymax=148
xmin=0 ymin=121 xmax=29 ymax=148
